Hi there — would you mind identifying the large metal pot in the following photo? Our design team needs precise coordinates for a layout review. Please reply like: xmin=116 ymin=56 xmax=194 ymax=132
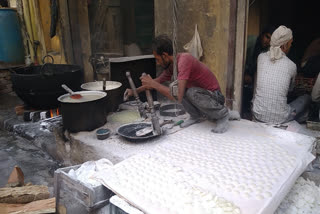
xmin=81 ymin=81 xmax=122 ymax=114
xmin=57 ymin=91 xmax=107 ymax=132
xmin=11 ymin=64 xmax=83 ymax=109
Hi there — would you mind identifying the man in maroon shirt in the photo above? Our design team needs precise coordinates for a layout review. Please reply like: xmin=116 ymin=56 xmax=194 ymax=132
xmin=124 ymin=35 xmax=238 ymax=133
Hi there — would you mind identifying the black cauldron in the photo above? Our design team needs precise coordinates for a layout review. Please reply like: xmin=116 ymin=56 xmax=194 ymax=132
xmin=58 ymin=91 xmax=107 ymax=132
xmin=10 ymin=64 xmax=83 ymax=109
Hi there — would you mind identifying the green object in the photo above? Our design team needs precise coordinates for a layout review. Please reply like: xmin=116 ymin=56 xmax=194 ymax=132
xmin=168 ymin=120 xmax=184 ymax=129
xmin=175 ymin=120 xmax=184 ymax=126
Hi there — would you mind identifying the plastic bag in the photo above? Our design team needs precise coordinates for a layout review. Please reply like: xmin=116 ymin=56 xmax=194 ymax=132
xmin=183 ymin=24 xmax=203 ymax=60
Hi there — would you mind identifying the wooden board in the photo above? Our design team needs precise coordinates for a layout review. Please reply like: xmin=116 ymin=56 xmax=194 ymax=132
xmin=68 ymin=0 xmax=93 ymax=82
xmin=58 ymin=0 xmax=74 ymax=63
xmin=0 ymin=185 xmax=49 ymax=204
xmin=0 ymin=198 xmax=55 ymax=214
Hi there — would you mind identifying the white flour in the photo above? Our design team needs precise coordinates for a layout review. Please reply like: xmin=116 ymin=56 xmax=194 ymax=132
xmin=68 ymin=159 xmax=113 ymax=187
xmin=107 ymin=110 xmax=141 ymax=124
xmin=275 ymin=177 xmax=320 ymax=214
xmin=81 ymin=81 xmax=122 ymax=91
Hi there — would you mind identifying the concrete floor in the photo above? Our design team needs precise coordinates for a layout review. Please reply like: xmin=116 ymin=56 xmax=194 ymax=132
xmin=0 ymin=93 xmax=61 ymax=195
xmin=0 ymin=129 xmax=61 ymax=195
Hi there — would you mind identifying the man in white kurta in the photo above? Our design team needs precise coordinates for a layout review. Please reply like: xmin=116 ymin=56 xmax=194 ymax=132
xmin=252 ymin=25 xmax=311 ymax=124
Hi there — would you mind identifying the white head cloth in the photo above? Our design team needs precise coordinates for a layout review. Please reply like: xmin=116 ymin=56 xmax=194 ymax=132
xmin=268 ymin=25 xmax=293 ymax=62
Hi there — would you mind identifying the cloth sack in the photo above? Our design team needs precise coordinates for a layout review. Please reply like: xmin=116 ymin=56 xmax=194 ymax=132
xmin=184 ymin=24 xmax=203 ymax=60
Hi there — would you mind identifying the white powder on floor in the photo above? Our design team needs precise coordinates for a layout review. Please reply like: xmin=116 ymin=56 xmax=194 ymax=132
xmin=275 ymin=177 xmax=320 ymax=214
xmin=107 ymin=110 xmax=141 ymax=124
xmin=68 ymin=158 xmax=113 ymax=187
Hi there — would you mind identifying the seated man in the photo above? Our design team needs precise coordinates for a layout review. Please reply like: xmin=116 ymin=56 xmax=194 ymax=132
xmin=252 ymin=25 xmax=311 ymax=124
xmin=242 ymin=25 xmax=276 ymax=118
xmin=124 ymin=35 xmax=239 ymax=133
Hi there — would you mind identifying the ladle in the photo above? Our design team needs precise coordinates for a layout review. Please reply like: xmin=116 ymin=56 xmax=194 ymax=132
xmin=102 ymin=78 xmax=106 ymax=91
xmin=136 ymin=119 xmax=173 ymax=137
xmin=61 ymin=84 xmax=82 ymax=99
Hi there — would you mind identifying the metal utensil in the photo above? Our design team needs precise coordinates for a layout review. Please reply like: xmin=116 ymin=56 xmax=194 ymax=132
xmin=117 ymin=122 xmax=158 ymax=141
xmin=125 ymin=71 xmax=146 ymax=118
xmin=159 ymin=104 xmax=186 ymax=117
xmin=168 ymin=119 xmax=184 ymax=129
xmin=141 ymin=73 xmax=161 ymax=135
xmin=61 ymin=84 xmax=82 ymax=99
xmin=102 ymin=78 xmax=106 ymax=91
xmin=136 ymin=119 xmax=173 ymax=136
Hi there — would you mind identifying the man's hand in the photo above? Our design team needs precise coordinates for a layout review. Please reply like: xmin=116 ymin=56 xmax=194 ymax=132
xmin=123 ymin=88 xmax=133 ymax=101
xmin=140 ymin=74 xmax=156 ymax=89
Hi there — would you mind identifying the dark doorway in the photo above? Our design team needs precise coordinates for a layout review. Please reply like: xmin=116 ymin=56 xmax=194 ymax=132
xmin=267 ymin=0 xmax=320 ymax=67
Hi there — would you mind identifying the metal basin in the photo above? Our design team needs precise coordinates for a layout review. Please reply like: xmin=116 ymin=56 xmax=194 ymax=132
xmin=11 ymin=64 xmax=83 ymax=109
xmin=58 ymin=91 xmax=107 ymax=133
xmin=81 ymin=81 xmax=122 ymax=114
xmin=117 ymin=122 xmax=159 ymax=141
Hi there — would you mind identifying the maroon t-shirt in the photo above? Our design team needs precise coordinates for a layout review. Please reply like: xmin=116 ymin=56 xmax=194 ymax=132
xmin=157 ymin=53 xmax=220 ymax=91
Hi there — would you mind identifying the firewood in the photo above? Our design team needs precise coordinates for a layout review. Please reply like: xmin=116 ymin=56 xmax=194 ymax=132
xmin=6 ymin=166 xmax=24 ymax=187
xmin=0 ymin=185 xmax=49 ymax=204
xmin=14 ymin=105 xmax=25 ymax=116
xmin=0 ymin=197 xmax=55 ymax=214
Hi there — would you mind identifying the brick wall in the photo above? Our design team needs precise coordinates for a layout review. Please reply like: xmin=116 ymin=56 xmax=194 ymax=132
xmin=0 ymin=70 xmax=13 ymax=95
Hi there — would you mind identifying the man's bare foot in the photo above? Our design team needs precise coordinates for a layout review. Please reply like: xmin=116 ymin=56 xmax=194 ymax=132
xmin=211 ymin=115 xmax=229 ymax=133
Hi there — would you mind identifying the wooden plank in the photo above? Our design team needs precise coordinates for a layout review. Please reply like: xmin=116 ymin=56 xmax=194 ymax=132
xmin=233 ymin=0 xmax=249 ymax=112
xmin=22 ymin=0 xmax=35 ymax=61
xmin=77 ymin=0 xmax=93 ymax=82
xmin=28 ymin=0 xmax=37 ymax=41
xmin=68 ymin=0 xmax=82 ymax=67
xmin=38 ymin=0 xmax=52 ymax=51
xmin=58 ymin=0 xmax=74 ymax=64
xmin=68 ymin=0 xmax=94 ymax=81
xmin=0 ymin=185 xmax=50 ymax=204
xmin=0 ymin=198 xmax=55 ymax=214
xmin=31 ymin=0 xmax=47 ymax=63
xmin=16 ymin=0 xmax=29 ymax=59
xmin=226 ymin=0 xmax=238 ymax=109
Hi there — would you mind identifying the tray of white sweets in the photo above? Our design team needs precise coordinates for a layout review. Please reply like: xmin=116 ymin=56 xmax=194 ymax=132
xmin=95 ymin=120 xmax=316 ymax=214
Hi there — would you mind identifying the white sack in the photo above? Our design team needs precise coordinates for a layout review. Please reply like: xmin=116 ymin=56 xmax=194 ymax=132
xmin=183 ymin=24 xmax=203 ymax=60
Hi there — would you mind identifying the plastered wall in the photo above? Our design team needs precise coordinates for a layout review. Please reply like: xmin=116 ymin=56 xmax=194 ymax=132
xmin=154 ymin=0 xmax=231 ymax=95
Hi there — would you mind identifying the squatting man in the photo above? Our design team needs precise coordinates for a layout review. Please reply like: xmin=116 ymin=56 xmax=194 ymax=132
xmin=124 ymin=35 xmax=240 ymax=133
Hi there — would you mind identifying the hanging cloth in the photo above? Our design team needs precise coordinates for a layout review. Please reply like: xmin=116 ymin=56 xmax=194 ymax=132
xmin=50 ymin=0 xmax=58 ymax=38
xmin=183 ymin=24 xmax=203 ymax=60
